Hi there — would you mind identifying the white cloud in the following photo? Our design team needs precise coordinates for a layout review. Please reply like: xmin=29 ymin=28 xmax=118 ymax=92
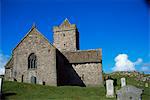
xmin=112 ymin=54 xmax=143 ymax=72
xmin=141 ymin=63 xmax=150 ymax=73
xmin=134 ymin=58 xmax=143 ymax=65
xmin=0 ymin=51 xmax=9 ymax=75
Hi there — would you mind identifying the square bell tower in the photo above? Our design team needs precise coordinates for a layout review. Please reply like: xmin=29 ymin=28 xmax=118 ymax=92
xmin=53 ymin=19 xmax=79 ymax=51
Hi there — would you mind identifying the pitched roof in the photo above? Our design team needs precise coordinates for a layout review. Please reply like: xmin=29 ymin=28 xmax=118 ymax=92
xmin=62 ymin=49 xmax=102 ymax=63
xmin=13 ymin=24 xmax=55 ymax=51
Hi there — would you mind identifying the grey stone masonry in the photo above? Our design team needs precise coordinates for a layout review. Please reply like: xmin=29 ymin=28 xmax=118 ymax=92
xmin=6 ymin=26 xmax=57 ymax=86
xmin=53 ymin=18 xmax=79 ymax=51
xmin=117 ymin=85 xmax=143 ymax=100
xmin=5 ymin=19 xmax=103 ymax=87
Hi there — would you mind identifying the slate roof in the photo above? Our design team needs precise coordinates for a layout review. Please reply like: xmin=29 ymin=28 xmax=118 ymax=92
xmin=62 ymin=49 xmax=102 ymax=63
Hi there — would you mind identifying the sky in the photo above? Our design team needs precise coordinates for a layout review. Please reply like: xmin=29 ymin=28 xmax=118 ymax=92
xmin=0 ymin=0 xmax=150 ymax=74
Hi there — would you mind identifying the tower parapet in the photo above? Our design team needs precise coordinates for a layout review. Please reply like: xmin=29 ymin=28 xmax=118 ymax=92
xmin=53 ymin=19 xmax=79 ymax=51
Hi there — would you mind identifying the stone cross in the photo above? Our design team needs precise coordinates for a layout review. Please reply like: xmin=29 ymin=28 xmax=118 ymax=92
xmin=106 ymin=79 xmax=114 ymax=98
xmin=121 ymin=77 xmax=126 ymax=87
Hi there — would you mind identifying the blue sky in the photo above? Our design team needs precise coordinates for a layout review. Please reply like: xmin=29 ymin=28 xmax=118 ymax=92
xmin=0 ymin=0 xmax=150 ymax=73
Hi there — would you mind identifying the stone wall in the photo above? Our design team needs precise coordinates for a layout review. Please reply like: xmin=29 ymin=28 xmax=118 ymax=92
xmin=72 ymin=63 xmax=103 ymax=86
xmin=5 ymin=57 xmax=13 ymax=81
xmin=5 ymin=68 xmax=13 ymax=81
xmin=53 ymin=19 xmax=79 ymax=51
xmin=56 ymin=49 xmax=69 ymax=85
xmin=62 ymin=49 xmax=103 ymax=86
xmin=5 ymin=20 xmax=103 ymax=87
xmin=56 ymin=49 xmax=85 ymax=86
xmin=11 ymin=27 xmax=57 ymax=86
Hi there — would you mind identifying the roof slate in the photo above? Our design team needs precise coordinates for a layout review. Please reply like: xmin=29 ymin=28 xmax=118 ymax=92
xmin=62 ymin=49 xmax=102 ymax=63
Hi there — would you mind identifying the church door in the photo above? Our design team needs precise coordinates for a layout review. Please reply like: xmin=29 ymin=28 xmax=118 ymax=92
xmin=31 ymin=76 xmax=36 ymax=84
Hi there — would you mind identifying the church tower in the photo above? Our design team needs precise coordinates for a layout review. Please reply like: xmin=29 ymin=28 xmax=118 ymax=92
xmin=53 ymin=19 xmax=79 ymax=51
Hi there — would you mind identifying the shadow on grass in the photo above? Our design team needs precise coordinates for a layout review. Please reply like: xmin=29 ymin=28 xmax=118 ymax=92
xmin=1 ymin=92 xmax=16 ymax=100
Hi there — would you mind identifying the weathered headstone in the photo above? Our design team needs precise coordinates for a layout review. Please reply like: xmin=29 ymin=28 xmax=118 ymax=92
xmin=121 ymin=77 xmax=126 ymax=87
xmin=0 ymin=77 xmax=2 ymax=95
xmin=117 ymin=85 xmax=143 ymax=100
xmin=106 ymin=79 xmax=114 ymax=98
xmin=145 ymin=83 xmax=148 ymax=87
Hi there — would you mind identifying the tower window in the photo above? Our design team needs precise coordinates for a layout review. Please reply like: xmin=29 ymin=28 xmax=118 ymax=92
xmin=28 ymin=53 xmax=37 ymax=69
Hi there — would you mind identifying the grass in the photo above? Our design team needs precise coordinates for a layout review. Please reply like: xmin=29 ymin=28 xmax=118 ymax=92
xmin=2 ymin=81 xmax=115 ymax=100
xmin=2 ymin=74 xmax=150 ymax=100
xmin=108 ymin=74 xmax=150 ymax=100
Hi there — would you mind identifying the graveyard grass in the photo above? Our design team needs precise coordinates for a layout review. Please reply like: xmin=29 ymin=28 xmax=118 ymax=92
xmin=2 ymin=81 xmax=114 ymax=100
xmin=2 ymin=74 xmax=150 ymax=100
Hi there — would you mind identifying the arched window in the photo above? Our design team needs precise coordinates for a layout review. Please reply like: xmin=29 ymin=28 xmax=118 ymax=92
xmin=28 ymin=53 xmax=37 ymax=69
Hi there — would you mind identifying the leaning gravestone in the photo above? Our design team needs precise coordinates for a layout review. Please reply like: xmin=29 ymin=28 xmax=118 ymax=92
xmin=106 ymin=79 xmax=114 ymax=98
xmin=117 ymin=85 xmax=143 ymax=100
xmin=121 ymin=77 xmax=126 ymax=87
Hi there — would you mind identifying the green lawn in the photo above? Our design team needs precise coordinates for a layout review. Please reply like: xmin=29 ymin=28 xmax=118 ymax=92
xmin=2 ymin=74 xmax=150 ymax=100
xmin=2 ymin=81 xmax=115 ymax=100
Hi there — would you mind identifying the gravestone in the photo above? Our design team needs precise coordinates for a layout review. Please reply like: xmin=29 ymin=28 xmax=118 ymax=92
xmin=117 ymin=85 xmax=143 ymax=100
xmin=106 ymin=79 xmax=114 ymax=98
xmin=145 ymin=83 xmax=148 ymax=87
xmin=0 ymin=77 xmax=3 ymax=96
xmin=121 ymin=77 xmax=126 ymax=87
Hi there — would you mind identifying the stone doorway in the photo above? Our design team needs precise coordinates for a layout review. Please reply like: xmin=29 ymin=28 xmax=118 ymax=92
xmin=31 ymin=76 xmax=36 ymax=84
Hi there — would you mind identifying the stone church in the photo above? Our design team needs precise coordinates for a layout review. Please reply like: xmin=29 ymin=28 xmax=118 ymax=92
xmin=5 ymin=19 xmax=103 ymax=86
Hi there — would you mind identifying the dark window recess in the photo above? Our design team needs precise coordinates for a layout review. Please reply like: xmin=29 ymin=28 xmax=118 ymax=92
xmin=21 ymin=75 xmax=24 ymax=82
xmin=43 ymin=81 xmax=46 ymax=85
xmin=48 ymin=49 xmax=50 ymax=52
xmin=28 ymin=53 xmax=37 ymax=69
xmin=129 ymin=97 xmax=132 ymax=100
xmin=14 ymin=78 xmax=17 ymax=81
